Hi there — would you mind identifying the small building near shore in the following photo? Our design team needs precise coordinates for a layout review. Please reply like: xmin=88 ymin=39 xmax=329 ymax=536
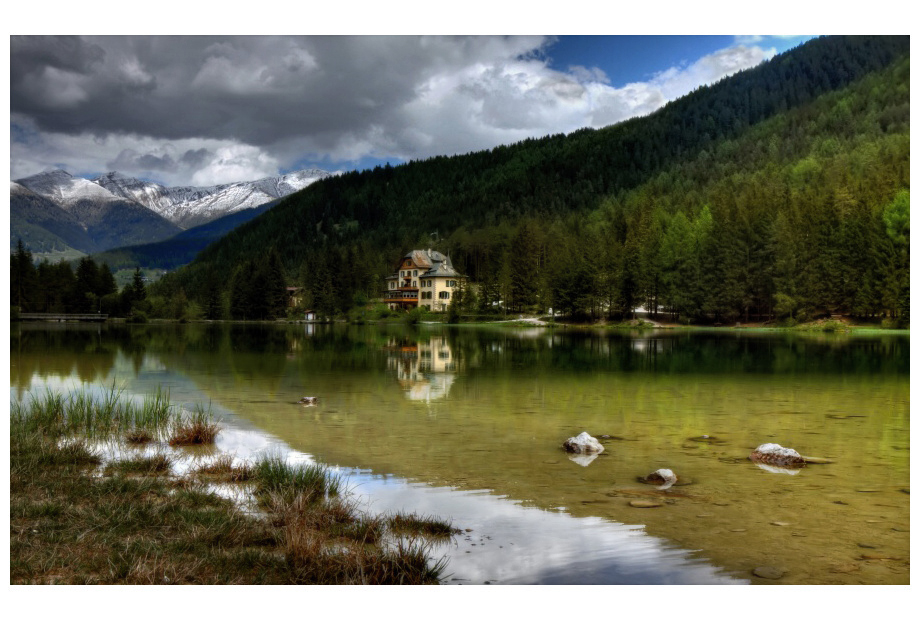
xmin=286 ymin=286 xmax=304 ymax=308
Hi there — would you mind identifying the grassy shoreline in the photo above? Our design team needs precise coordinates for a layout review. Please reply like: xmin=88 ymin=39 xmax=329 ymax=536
xmin=61 ymin=314 xmax=909 ymax=333
xmin=10 ymin=389 xmax=455 ymax=585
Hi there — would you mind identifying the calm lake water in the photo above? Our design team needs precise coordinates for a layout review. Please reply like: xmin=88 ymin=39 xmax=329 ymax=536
xmin=9 ymin=322 xmax=910 ymax=584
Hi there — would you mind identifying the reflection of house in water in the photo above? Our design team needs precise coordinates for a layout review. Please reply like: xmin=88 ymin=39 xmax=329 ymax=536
xmin=386 ymin=335 xmax=459 ymax=401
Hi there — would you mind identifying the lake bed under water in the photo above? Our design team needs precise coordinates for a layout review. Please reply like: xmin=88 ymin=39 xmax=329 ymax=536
xmin=9 ymin=322 xmax=910 ymax=584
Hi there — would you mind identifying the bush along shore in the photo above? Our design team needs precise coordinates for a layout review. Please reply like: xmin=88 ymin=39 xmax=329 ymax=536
xmin=10 ymin=388 xmax=455 ymax=584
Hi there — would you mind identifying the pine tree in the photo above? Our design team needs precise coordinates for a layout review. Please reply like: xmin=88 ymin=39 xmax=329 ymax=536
xmin=10 ymin=239 xmax=36 ymax=312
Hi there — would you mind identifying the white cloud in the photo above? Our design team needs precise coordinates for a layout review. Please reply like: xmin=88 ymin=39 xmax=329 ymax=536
xmin=11 ymin=36 xmax=778 ymax=186
xmin=189 ymin=145 xmax=280 ymax=186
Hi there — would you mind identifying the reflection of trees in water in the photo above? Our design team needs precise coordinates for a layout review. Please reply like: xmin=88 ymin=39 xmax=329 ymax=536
xmin=11 ymin=324 xmax=908 ymax=401
xmin=444 ymin=329 xmax=909 ymax=376
xmin=11 ymin=324 xmax=118 ymax=394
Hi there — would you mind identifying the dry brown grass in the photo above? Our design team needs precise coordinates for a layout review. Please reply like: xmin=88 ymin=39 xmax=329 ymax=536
xmin=168 ymin=420 xmax=220 ymax=446
xmin=194 ymin=454 xmax=254 ymax=482
xmin=125 ymin=429 xmax=154 ymax=444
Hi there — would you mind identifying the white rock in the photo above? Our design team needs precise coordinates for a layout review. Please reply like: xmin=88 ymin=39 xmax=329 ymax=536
xmin=562 ymin=431 xmax=604 ymax=455
xmin=651 ymin=468 xmax=677 ymax=484
xmin=749 ymin=443 xmax=806 ymax=467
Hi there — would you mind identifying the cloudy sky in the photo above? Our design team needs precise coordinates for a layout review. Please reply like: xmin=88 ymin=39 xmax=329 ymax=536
xmin=8 ymin=9 xmax=827 ymax=188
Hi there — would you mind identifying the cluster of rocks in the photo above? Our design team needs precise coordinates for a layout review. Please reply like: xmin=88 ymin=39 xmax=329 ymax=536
xmin=560 ymin=432 xmax=818 ymax=488
xmin=558 ymin=432 xmax=825 ymax=582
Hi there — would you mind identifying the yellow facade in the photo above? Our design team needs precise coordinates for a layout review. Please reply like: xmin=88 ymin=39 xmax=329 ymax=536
xmin=384 ymin=249 xmax=466 ymax=312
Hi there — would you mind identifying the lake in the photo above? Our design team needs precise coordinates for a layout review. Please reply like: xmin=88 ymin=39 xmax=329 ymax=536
xmin=9 ymin=322 xmax=910 ymax=584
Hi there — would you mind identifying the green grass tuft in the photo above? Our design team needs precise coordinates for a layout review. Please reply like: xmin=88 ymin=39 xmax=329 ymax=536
xmin=104 ymin=453 xmax=173 ymax=476
xmin=388 ymin=512 xmax=459 ymax=538
xmin=252 ymin=455 xmax=342 ymax=504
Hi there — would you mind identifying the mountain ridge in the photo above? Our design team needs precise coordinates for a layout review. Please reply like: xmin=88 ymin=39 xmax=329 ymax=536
xmin=10 ymin=168 xmax=333 ymax=254
xmin=92 ymin=168 xmax=332 ymax=228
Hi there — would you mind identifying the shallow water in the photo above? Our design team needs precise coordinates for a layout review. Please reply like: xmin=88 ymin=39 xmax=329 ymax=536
xmin=9 ymin=322 xmax=909 ymax=584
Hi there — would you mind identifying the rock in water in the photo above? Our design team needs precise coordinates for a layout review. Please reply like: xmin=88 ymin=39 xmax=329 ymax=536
xmin=638 ymin=468 xmax=679 ymax=489
xmin=749 ymin=443 xmax=806 ymax=468
xmin=752 ymin=566 xmax=785 ymax=579
xmin=645 ymin=468 xmax=677 ymax=485
xmin=629 ymin=500 xmax=664 ymax=508
xmin=562 ymin=432 xmax=604 ymax=455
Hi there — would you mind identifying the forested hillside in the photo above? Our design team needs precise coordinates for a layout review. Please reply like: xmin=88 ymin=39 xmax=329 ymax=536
xmin=90 ymin=202 xmax=277 ymax=273
xmin=152 ymin=35 xmax=909 ymax=324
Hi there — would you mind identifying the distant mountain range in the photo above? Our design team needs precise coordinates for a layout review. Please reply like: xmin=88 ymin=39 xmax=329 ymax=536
xmin=92 ymin=169 xmax=331 ymax=229
xmin=10 ymin=168 xmax=332 ymax=255
xmin=89 ymin=200 xmax=279 ymax=273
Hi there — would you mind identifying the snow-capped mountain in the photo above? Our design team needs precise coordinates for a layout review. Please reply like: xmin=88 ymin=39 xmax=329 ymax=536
xmin=13 ymin=170 xmax=183 ymax=253
xmin=11 ymin=167 xmax=332 ymax=255
xmin=17 ymin=169 xmax=127 ymax=208
xmin=10 ymin=181 xmax=99 ymax=253
xmin=93 ymin=169 xmax=332 ymax=229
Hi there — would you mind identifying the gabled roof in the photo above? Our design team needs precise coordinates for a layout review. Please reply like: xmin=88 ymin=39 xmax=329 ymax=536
xmin=396 ymin=248 xmax=465 ymax=278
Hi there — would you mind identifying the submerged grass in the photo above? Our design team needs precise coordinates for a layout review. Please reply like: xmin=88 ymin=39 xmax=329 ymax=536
xmin=11 ymin=388 xmax=452 ymax=585
xmin=388 ymin=512 xmax=460 ymax=539
xmin=168 ymin=403 xmax=220 ymax=446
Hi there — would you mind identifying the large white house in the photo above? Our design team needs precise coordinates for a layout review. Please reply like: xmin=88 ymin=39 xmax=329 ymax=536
xmin=384 ymin=249 xmax=466 ymax=312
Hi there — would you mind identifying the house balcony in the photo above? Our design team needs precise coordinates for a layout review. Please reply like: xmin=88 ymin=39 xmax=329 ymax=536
xmin=384 ymin=288 xmax=419 ymax=306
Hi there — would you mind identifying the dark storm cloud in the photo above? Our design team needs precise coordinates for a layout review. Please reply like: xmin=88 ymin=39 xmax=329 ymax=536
xmin=108 ymin=149 xmax=178 ymax=173
xmin=11 ymin=36 xmax=545 ymax=148
xmin=11 ymin=35 xmax=776 ymax=185
xmin=10 ymin=35 xmax=106 ymax=79
xmin=179 ymin=148 xmax=213 ymax=168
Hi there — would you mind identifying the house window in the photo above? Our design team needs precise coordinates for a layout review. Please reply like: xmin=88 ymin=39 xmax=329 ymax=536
xmin=413 ymin=270 xmax=418 ymax=277
xmin=439 ymin=291 xmax=450 ymax=299
xmin=389 ymin=282 xmax=394 ymax=289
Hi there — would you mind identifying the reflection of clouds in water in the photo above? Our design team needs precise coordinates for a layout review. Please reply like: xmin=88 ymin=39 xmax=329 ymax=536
xmin=207 ymin=426 xmax=742 ymax=584
xmin=350 ymin=480 xmax=744 ymax=585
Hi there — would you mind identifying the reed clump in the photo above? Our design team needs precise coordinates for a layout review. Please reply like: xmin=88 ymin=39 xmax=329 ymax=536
xmin=12 ymin=385 xmax=178 ymax=441
xmin=125 ymin=429 xmax=154 ymax=444
xmin=251 ymin=455 xmax=342 ymax=504
xmin=168 ymin=403 xmax=220 ymax=446
xmin=388 ymin=512 xmax=459 ymax=538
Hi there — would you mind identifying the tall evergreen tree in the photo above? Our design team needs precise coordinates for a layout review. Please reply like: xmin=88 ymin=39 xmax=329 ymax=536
xmin=11 ymin=239 xmax=36 ymax=312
